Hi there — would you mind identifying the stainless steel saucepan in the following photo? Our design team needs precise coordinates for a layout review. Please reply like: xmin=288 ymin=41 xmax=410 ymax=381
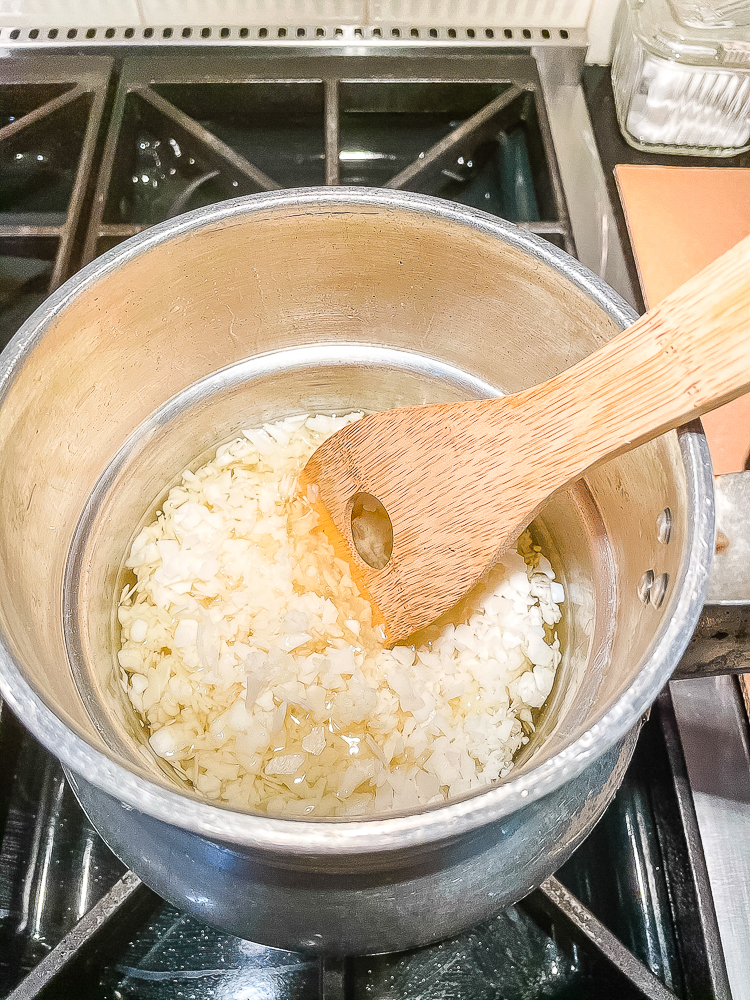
xmin=0 ymin=189 xmax=715 ymax=954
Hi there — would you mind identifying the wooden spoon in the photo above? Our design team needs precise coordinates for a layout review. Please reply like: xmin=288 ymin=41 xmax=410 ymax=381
xmin=301 ymin=233 xmax=750 ymax=643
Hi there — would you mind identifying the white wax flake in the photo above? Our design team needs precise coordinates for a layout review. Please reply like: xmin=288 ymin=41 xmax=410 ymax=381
xmin=265 ymin=753 xmax=306 ymax=776
xmin=149 ymin=727 xmax=176 ymax=758
xmin=301 ymin=726 xmax=326 ymax=755
xmin=130 ymin=618 xmax=148 ymax=643
xmin=283 ymin=632 xmax=312 ymax=651
xmin=174 ymin=618 xmax=199 ymax=647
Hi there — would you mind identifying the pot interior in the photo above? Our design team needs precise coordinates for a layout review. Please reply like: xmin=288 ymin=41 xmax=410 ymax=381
xmin=0 ymin=195 xmax=691 ymax=808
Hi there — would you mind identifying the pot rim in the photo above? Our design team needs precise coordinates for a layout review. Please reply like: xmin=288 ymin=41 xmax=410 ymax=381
xmin=0 ymin=187 xmax=714 ymax=853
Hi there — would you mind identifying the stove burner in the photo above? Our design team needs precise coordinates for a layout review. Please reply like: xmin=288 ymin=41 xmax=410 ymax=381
xmin=0 ymin=57 xmax=110 ymax=348
xmin=81 ymin=53 xmax=574 ymax=269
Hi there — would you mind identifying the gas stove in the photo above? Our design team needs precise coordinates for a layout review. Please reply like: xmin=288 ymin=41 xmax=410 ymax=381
xmin=0 ymin=35 xmax=748 ymax=1000
xmin=0 ymin=693 xmax=727 ymax=999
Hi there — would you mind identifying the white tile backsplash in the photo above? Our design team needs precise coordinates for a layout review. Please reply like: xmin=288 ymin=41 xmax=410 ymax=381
xmin=0 ymin=0 xmax=622 ymax=64
xmin=585 ymin=0 xmax=619 ymax=64
xmin=0 ymin=0 xmax=140 ymax=26
xmin=138 ymin=0 xmax=366 ymax=27
xmin=368 ymin=0 xmax=592 ymax=26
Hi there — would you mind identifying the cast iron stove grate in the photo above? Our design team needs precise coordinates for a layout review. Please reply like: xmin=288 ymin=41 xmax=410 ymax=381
xmin=80 ymin=52 xmax=573 ymax=267
xmin=0 ymin=56 xmax=110 ymax=348
xmin=0 ymin=50 xmax=731 ymax=1000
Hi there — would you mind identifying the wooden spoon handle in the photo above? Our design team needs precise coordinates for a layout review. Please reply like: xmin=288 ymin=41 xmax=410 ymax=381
xmin=302 ymin=233 xmax=750 ymax=641
xmin=510 ymin=232 xmax=750 ymax=485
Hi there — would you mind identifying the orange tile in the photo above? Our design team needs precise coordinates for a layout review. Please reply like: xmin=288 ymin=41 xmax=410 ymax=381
xmin=615 ymin=164 xmax=750 ymax=474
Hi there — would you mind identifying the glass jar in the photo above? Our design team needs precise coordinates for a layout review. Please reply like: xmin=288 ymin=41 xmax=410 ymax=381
xmin=612 ymin=0 xmax=750 ymax=156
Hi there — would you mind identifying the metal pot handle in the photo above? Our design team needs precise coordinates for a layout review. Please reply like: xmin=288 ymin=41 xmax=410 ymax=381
xmin=673 ymin=471 xmax=750 ymax=680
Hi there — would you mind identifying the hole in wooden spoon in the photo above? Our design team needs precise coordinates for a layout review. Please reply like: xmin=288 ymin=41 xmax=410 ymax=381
xmin=350 ymin=492 xmax=393 ymax=570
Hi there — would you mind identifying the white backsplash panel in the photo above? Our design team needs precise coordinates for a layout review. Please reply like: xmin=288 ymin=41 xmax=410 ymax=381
xmin=0 ymin=0 xmax=620 ymax=63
